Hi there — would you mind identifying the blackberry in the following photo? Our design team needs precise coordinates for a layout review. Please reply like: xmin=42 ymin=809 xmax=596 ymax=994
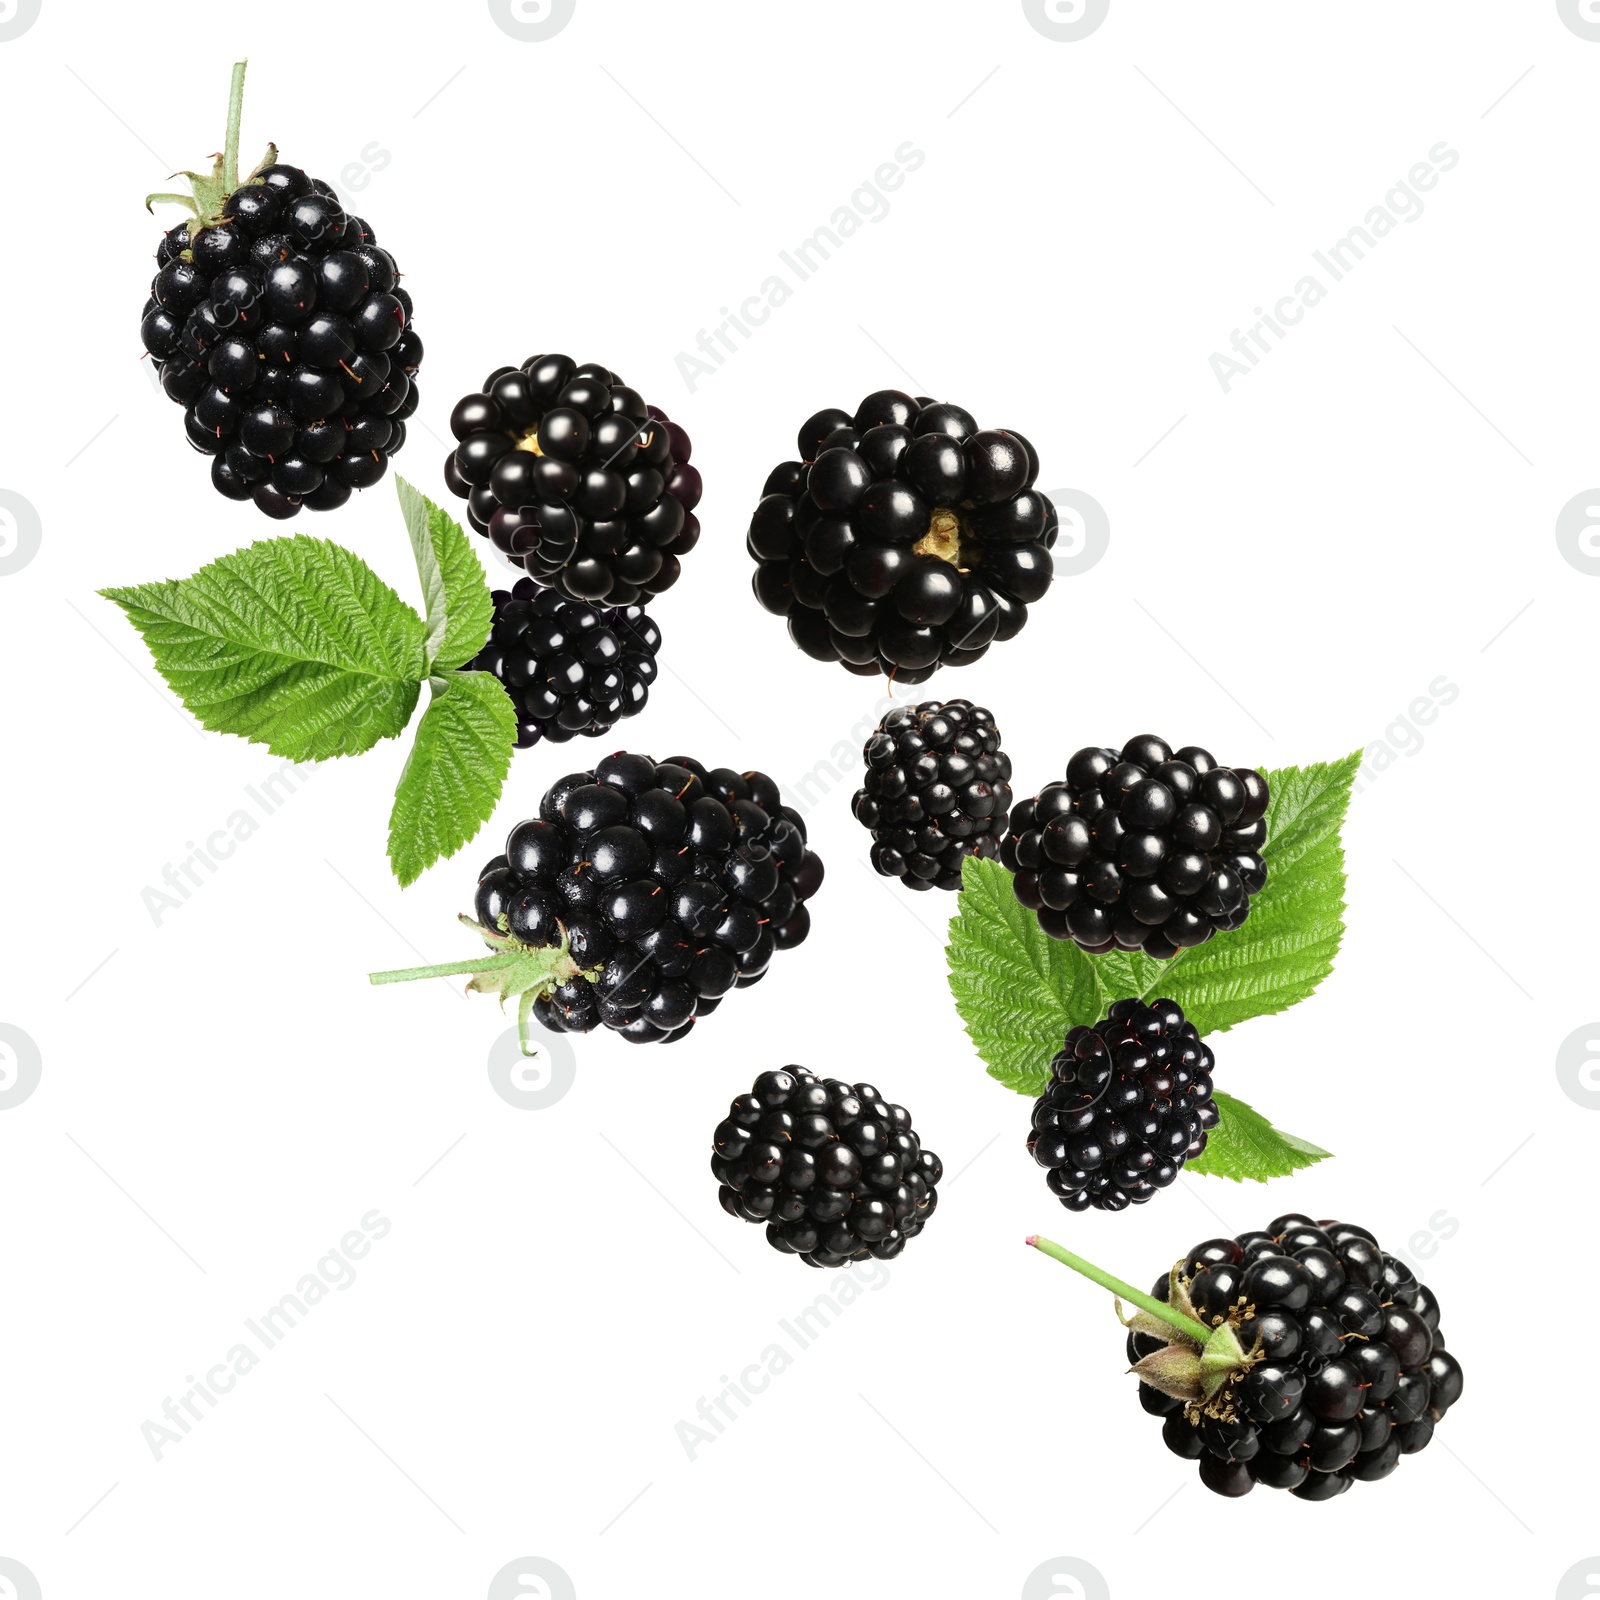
xmin=712 ymin=1067 xmax=941 ymax=1267
xmin=465 ymin=577 xmax=660 ymax=748
xmin=1029 ymin=1222 xmax=1462 ymax=1501
xmin=747 ymin=389 xmax=1058 ymax=681
xmin=1001 ymin=736 xmax=1269 ymax=959
xmin=371 ymin=754 xmax=823 ymax=1047
xmin=1028 ymin=998 xmax=1219 ymax=1211
xmin=141 ymin=64 xmax=420 ymax=519
xmin=852 ymin=699 xmax=1012 ymax=891
xmin=443 ymin=354 xmax=698 ymax=605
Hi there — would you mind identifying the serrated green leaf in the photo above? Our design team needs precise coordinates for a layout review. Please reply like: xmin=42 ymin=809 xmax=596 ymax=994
xmin=1187 ymin=1091 xmax=1331 ymax=1182
xmin=945 ymin=852 xmax=1142 ymax=1092
xmin=101 ymin=536 xmax=427 ymax=761
xmin=947 ymin=752 xmax=1360 ymax=1094
xmin=395 ymin=475 xmax=493 ymax=674
xmin=386 ymin=671 xmax=517 ymax=887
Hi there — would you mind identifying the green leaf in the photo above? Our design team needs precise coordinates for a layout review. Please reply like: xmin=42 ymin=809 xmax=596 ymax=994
xmin=1186 ymin=1091 xmax=1331 ymax=1182
xmin=386 ymin=671 xmax=517 ymax=887
xmin=945 ymin=852 xmax=1139 ymax=1093
xmin=395 ymin=475 xmax=493 ymax=674
xmin=946 ymin=752 xmax=1361 ymax=1094
xmin=101 ymin=536 xmax=427 ymax=762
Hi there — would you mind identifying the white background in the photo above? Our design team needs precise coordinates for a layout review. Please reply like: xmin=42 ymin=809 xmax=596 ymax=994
xmin=2 ymin=2 xmax=1596 ymax=1596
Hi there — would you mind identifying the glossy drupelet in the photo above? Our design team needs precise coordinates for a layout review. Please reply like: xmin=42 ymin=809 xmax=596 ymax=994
xmin=1029 ymin=999 xmax=1219 ymax=1212
xmin=712 ymin=1067 xmax=942 ymax=1267
xmin=1142 ymin=1215 xmax=1464 ymax=1499
xmin=1002 ymin=735 xmax=1269 ymax=958
xmin=747 ymin=389 xmax=1058 ymax=680
xmin=142 ymin=165 xmax=420 ymax=517
xmin=466 ymin=578 xmax=660 ymax=747
xmin=475 ymin=754 xmax=823 ymax=1044
xmin=443 ymin=354 xmax=699 ymax=605
xmin=852 ymin=699 xmax=1012 ymax=891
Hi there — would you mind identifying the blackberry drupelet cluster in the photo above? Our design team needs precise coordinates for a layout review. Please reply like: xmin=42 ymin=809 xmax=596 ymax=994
xmin=444 ymin=354 xmax=699 ymax=605
xmin=1002 ymin=736 xmax=1269 ymax=959
xmin=852 ymin=700 xmax=1012 ymax=891
xmin=475 ymin=754 xmax=822 ymax=1044
xmin=1142 ymin=1215 xmax=1464 ymax=1500
xmin=712 ymin=1068 xmax=942 ymax=1267
xmin=466 ymin=578 xmax=660 ymax=748
xmin=748 ymin=389 xmax=1058 ymax=682
xmin=142 ymin=167 xmax=420 ymax=518
xmin=1029 ymin=999 xmax=1218 ymax=1212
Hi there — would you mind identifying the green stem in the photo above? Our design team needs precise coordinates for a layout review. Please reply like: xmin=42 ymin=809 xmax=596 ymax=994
xmin=1027 ymin=1234 xmax=1213 ymax=1345
xmin=368 ymin=953 xmax=522 ymax=985
xmin=223 ymin=60 xmax=248 ymax=194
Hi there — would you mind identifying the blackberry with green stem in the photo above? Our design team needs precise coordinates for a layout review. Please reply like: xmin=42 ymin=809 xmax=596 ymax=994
xmin=748 ymin=389 xmax=1059 ymax=681
xmin=369 ymin=754 xmax=824 ymax=1048
xmin=1028 ymin=1218 xmax=1463 ymax=1500
xmin=141 ymin=61 xmax=420 ymax=518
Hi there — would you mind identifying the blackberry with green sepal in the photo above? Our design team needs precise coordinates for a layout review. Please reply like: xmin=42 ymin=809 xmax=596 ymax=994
xmin=370 ymin=755 xmax=823 ymax=1048
xmin=1002 ymin=735 xmax=1269 ymax=958
xmin=852 ymin=699 xmax=1012 ymax=891
xmin=467 ymin=577 xmax=660 ymax=748
xmin=142 ymin=63 xmax=420 ymax=519
xmin=1028 ymin=998 xmax=1219 ymax=1212
xmin=443 ymin=354 xmax=697 ymax=605
xmin=1030 ymin=1219 xmax=1462 ymax=1501
xmin=748 ymin=389 xmax=1058 ymax=681
xmin=713 ymin=1066 xmax=941 ymax=1267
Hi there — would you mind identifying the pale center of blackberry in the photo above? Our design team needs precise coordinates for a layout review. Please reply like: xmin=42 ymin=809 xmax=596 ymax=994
xmin=914 ymin=507 xmax=968 ymax=570
xmin=512 ymin=428 xmax=544 ymax=455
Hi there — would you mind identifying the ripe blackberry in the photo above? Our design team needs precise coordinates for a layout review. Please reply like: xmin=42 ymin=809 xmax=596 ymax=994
xmin=852 ymin=700 xmax=1012 ymax=891
xmin=1001 ymin=736 xmax=1269 ymax=959
xmin=712 ymin=1067 xmax=941 ymax=1267
xmin=465 ymin=577 xmax=660 ymax=748
xmin=1028 ymin=998 xmax=1218 ymax=1212
xmin=443 ymin=354 xmax=698 ymax=605
xmin=747 ymin=389 xmax=1058 ymax=681
xmin=372 ymin=755 xmax=823 ymax=1047
xmin=1155 ymin=1218 xmax=1460 ymax=1498
xmin=1030 ymin=1221 xmax=1462 ymax=1501
xmin=141 ymin=64 xmax=420 ymax=519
